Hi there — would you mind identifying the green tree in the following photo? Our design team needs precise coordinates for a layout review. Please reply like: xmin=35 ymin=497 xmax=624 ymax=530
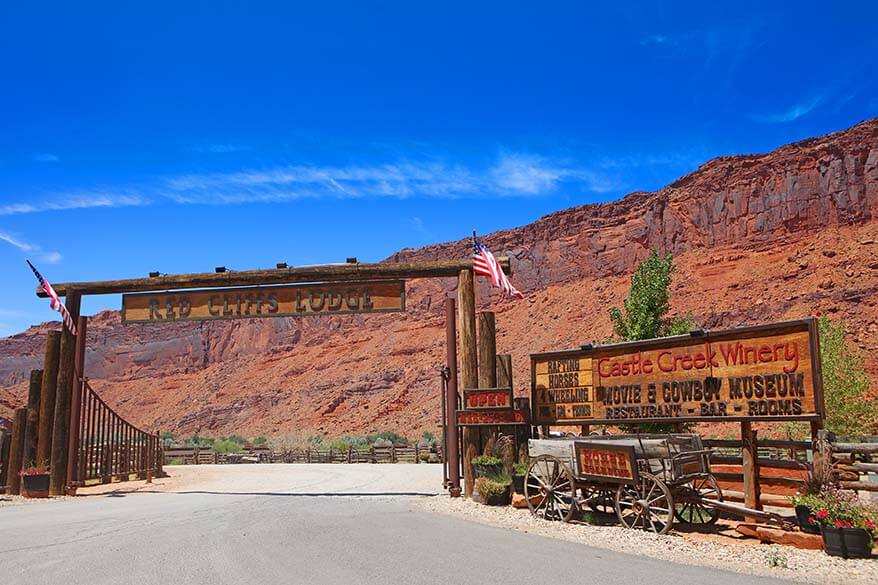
xmin=609 ymin=249 xmax=693 ymax=341
xmin=818 ymin=316 xmax=877 ymax=439
xmin=609 ymin=250 xmax=694 ymax=434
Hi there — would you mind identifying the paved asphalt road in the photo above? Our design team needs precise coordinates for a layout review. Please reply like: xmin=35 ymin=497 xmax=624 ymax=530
xmin=0 ymin=466 xmax=792 ymax=585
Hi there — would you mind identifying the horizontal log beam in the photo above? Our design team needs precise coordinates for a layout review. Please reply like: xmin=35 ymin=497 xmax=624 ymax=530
xmin=831 ymin=442 xmax=878 ymax=454
xmin=38 ymin=258 xmax=512 ymax=297
xmin=840 ymin=480 xmax=878 ymax=492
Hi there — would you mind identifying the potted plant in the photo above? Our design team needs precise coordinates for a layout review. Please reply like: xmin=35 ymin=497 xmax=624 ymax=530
xmin=790 ymin=494 xmax=822 ymax=535
xmin=512 ymin=461 xmax=528 ymax=494
xmin=790 ymin=452 xmax=835 ymax=534
xmin=475 ymin=475 xmax=512 ymax=506
xmin=808 ymin=486 xmax=877 ymax=559
xmin=19 ymin=464 xmax=50 ymax=498
xmin=471 ymin=455 xmax=503 ymax=478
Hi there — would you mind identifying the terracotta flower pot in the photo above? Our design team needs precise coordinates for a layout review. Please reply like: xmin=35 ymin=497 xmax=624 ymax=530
xmin=21 ymin=473 xmax=50 ymax=498
xmin=821 ymin=526 xmax=874 ymax=559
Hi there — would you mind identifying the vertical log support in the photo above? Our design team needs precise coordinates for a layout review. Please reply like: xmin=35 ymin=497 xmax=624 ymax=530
xmin=477 ymin=312 xmax=497 ymax=453
xmin=741 ymin=421 xmax=762 ymax=516
xmin=36 ymin=330 xmax=61 ymax=466
xmin=22 ymin=369 xmax=43 ymax=468
xmin=7 ymin=408 xmax=27 ymax=495
xmin=66 ymin=316 xmax=88 ymax=493
xmin=49 ymin=290 xmax=81 ymax=496
xmin=444 ymin=298 xmax=461 ymax=497
xmin=0 ymin=430 xmax=11 ymax=493
xmin=457 ymin=269 xmax=478 ymax=498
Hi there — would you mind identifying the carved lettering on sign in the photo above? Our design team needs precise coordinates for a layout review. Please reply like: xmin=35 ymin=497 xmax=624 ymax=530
xmin=531 ymin=319 xmax=823 ymax=425
xmin=122 ymin=281 xmax=405 ymax=323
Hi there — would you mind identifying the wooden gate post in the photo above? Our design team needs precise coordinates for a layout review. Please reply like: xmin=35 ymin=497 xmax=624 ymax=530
xmin=477 ymin=312 xmax=497 ymax=453
xmin=36 ymin=330 xmax=61 ymax=467
xmin=22 ymin=369 xmax=43 ymax=468
xmin=444 ymin=298 xmax=461 ymax=497
xmin=741 ymin=421 xmax=762 ymax=516
xmin=458 ymin=269 xmax=478 ymax=498
xmin=7 ymin=408 xmax=26 ymax=495
xmin=49 ymin=290 xmax=81 ymax=496
xmin=66 ymin=316 xmax=88 ymax=493
xmin=0 ymin=431 xmax=11 ymax=493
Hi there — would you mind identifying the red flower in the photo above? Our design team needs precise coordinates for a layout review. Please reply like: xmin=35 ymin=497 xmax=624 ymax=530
xmin=808 ymin=516 xmax=815 ymax=524
xmin=835 ymin=521 xmax=844 ymax=528
xmin=844 ymin=521 xmax=852 ymax=528
xmin=816 ymin=510 xmax=828 ymax=519
xmin=866 ymin=519 xmax=875 ymax=529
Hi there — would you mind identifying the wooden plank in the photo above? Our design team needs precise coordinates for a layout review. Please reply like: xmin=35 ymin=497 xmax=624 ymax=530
xmin=831 ymin=442 xmax=878 ymax=454
xmin=122 ymin=280 xmax=405 ymax=323
xmin=38 ymin=258 xmax=511 ymax=297
xmin=531 ymin=319 xmax=822 ymax=426
xmin=477 ymin=312 xmax=497 ymax=389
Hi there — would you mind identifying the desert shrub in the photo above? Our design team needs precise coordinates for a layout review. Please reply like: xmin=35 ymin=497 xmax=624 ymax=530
xmin=475 ymin=475 xmax=511 ymax=500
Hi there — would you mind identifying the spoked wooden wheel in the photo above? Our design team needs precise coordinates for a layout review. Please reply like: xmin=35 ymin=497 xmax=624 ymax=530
xmin=675 ymin=474 xmax=723 ymax=525
xmin=524 ymin=455 xmax=577 ymax=522
xmin=582 ymin=486 xmax=616 ymax=514
xmin=615 ymin=472 xmax=674 ymax=534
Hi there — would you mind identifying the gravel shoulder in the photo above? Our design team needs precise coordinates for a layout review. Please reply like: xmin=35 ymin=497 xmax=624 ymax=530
xmin=418 ymin=496 xmax=878 ymax=585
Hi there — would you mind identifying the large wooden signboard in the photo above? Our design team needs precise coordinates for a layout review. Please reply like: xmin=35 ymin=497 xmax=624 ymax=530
xmin=531 ymin=319 xmax=824 ymax=425
xmin=122 ymin=280 xmax=405 ymax=323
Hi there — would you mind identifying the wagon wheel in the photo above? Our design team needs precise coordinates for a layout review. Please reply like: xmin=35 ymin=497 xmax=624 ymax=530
xmin=524 ymin=455 xmax=577 ymax=522
xmin=675 ymin=474 xmax=723 ymax=525
xmin=582 ymin=486 xmax=616 ymax=514
xmin=615 ymin=472 xmax=674 ymax=534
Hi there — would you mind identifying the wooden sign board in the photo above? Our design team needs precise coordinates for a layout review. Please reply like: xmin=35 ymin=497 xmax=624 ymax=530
xmin=531 ymin=318 xmax=824 ymax=425
xmin=573 ymin=442 xmax=638 ymax=484
xmin=457 ymin=409 xmax=529 ymax=426
xmin=462 ymin=387 xmax=514 ymax=410
xmin=122 ymin=280 xmax=405 ymax=323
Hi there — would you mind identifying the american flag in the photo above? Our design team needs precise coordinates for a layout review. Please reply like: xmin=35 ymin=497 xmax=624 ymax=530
xmin=27 ymin=260 xmax=77 ymax=335
xmin=472 ymin=238 xmax=524 ymax=299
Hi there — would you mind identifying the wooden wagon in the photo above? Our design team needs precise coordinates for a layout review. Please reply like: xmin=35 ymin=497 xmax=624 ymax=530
xmin=525 ymin=434 xmax=724 ymax=534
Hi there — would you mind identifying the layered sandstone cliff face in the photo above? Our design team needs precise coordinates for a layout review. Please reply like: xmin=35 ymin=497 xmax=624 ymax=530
xmin=1 ymin=119 xmax=876 ymax=438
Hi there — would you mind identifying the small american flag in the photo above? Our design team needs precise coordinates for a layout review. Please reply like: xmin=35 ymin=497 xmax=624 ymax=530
xmin=472 ymin=237 xmax=524 ymax=299
xmin=27 ymin=260 xmax=77 ymax=335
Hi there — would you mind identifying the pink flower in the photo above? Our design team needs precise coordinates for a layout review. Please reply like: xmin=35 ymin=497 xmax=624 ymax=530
xmin=817 ymin=510 xmax=829 ymax=519
xmin=835 ymin=521 xmax=844 ymax=528
xmin=866 ymin=519 xmax=875 ymax=529
xmin=808 ymin=516 xmax=816 ymax=524
xmin=844 ymin=521 xmax=852 ymax=528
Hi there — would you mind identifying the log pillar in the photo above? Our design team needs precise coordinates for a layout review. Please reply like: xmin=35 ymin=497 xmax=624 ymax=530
xmin=49 ymin=290 xmax=81 ymax=496
xmin=457 ymin=269 xmax=478 ymax=498
xmin=22 ymin=369 xmax=43 ymax=468
xmin=477 ymin=312 xmax=497 ymax=388
xmin=66 ymin=315 xmax=88 ymax=493
xmin=741 ymin=421 xmax=762 ymax=516
xmin=7 ymin=408 xmax=26 ymax=495
xmin=496 ymin=354 xmax=512 ymax=390
xmin=0 ymin=430 xmax=10 ymax=493
xmin=477 ymin=312 xmax=497 ymax=454
xmin=444 ymin=298 xmax=461 ymax=497
xmin=36 ymin=330 xmax=61 ymax=466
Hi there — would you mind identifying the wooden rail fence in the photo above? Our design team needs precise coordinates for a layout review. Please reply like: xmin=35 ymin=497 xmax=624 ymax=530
xmin=163 ymin=445 xmax=442 ymax=466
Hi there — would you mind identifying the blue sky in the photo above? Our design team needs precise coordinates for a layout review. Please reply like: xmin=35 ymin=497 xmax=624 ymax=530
xmin=1 ymin=1 xmax=876 ymax=336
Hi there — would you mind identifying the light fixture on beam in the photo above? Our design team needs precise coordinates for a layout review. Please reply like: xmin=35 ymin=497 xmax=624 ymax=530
xmin=215 ymin=266 xmax=227 ymax=273
xmin=346 ymin=257 xmax=358 ymax=264
xmin=276 ymin=262 xmax=288 ymax=269
xmin=148 ymin=271 xmax=160 ymax=278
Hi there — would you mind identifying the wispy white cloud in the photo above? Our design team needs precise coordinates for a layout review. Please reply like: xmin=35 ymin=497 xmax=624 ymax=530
xmin=0 ymin=193 xmax=148 ymax=217
xmin=33 ymin=153 xmax=59 ymax=162
xmin=190 ymin=143 xmax=251 ymax=154
xmin=0 ymin=153 xmax=624 ymax=216
xmin=641 ymin=34 xmax=672 ymax=47
xmin=752 ymin=95 xmax=824 ymax=124
xmin=0 ymin=230 xmax=62 ymax=263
